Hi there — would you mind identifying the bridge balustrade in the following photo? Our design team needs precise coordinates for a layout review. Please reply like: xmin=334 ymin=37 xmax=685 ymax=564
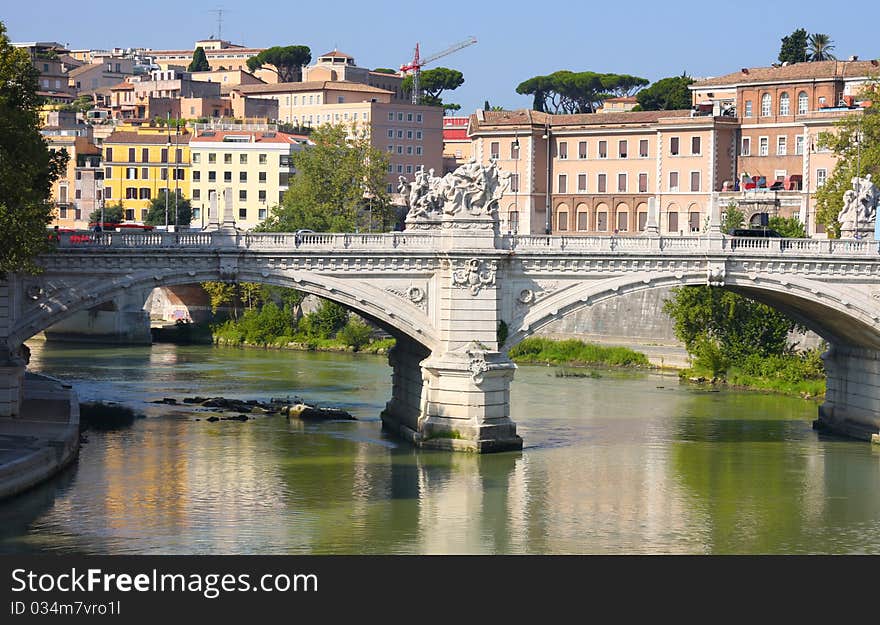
xmin=53 ymin=231 xmax=880 ymax=257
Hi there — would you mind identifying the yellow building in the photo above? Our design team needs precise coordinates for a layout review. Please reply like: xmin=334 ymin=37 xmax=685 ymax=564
xmin=189 ymin=126 xmax=311 ymax=230
xmin=102 ymin=124 xmax=191 ymax=223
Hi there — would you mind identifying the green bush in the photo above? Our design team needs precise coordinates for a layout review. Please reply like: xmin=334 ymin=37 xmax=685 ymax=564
xmin=300 ymin=300 xmax=349 ymax=339
xmin=508 ymin=337 xmax=650 ymax=368
xmin=692 ymin=336 xmax=730 ymax=378
xmin=337 ymin=320 xmax=373 ymax=351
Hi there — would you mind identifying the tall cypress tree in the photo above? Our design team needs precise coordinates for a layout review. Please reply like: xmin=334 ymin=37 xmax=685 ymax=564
xmin=188 ymin=46 xmax=210 ymax=72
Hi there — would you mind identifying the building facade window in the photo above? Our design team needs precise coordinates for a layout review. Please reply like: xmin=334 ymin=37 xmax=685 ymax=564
xmin=668 ymin=211 xmax=678 ymax=232
xmin=618 ymin=140 xmax=627 ymax=158
xmin=638 ymin=172 xmax=648 ymax=193
xmin=510 ymin=174 xmax=519 ymax=192
xmin=639 ymin=139 xmax=648 ymax=158
xmin=577 ymin=173 xmax=587 ymax=192
xmin=670 ymin=137 xmax=679 ymax=155
xmin=777 ymin=136 xmax=787 ymax=155
xmin=558 ymin=173 xmax=567 ymax=193
xmin=761 ymin=93 xmax=771 ymax=117
xmin=741 ymin=137 xmax=751 ymax=156
xmin=779 ymin=92 xmax=790 ymax=116
xmin=578 ymin=141 xmax=587 ymax=159
xmin=557 ymin=210 xmax=568 ymax=231
xmin=745 ymin=100 xmax=753 ymax=117
xmin=597 ymin=173 xmax=606 ymax=193
xmin=759 ymin=137 xmax=769 ymax=156
xmin=558 ymin=141 xmax=568 ymax=159
xmin=816 ymin=168 xmax=827 ymax=187
xmin=617 ymin=173 xmax=627 ymax=192
xmin=669 ymin=171 xmax=679 ymax=191
xmin=598 ymin=140 xmax=607 ymax=158
xmin=691 ymin=136 xmax=701 ymax=155
xmin=798 ymin=91 xmax=809 ymax=114
xmin=690 ymin=171 xmax=700 ymax=192
xmin=795 ymin=135 xmax=805 ymax=155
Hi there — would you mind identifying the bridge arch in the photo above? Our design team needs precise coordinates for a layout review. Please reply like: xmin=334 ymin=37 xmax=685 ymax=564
xmin=509 ymin=270 xmax=880 ymax=351
xmin=11 ymin=269 xmax=439 ymax=354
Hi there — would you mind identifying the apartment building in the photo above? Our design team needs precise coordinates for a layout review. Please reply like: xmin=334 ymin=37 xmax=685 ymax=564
xmin=102 ymin=125 xmax=192 ymax=222
xmin=188 ymin=127 xmax=310 ymax=229
xmin=233 ymin=81 xmax=443 ymax=192
xmin=691 ymin=59 xmax=879 ymax=235
xmin=468 ymin=109 xmax=737 ymax=235
xmin=68 ymin=57 xmax=134 ymax=94
xmin=41 ymin=111 xmax=102 ymax=228
xmin=302 ymin=49 xmax=407 ymax=102
xmin=109 ymin=70 xmax=227 ymax=120
xmin=466 ymin=59 xmax=877 ymax=237
xmin=442 ymin=116 xmax=472 ymax=173
xmin=149 ymin=39 xmax=277 ymax=83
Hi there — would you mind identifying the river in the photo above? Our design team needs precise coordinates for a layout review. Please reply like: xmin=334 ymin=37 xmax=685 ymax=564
xmin=2 ymin=341 xmax=879 ymax=555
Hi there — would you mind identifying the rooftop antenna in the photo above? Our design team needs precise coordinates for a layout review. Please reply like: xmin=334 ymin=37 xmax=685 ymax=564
xmin=209 ymin=7 xmax=225 ymax=41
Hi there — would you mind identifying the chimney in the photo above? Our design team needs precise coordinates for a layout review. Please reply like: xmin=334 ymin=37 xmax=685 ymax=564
xmin=741 ymin=68 xmax=749 ymax=74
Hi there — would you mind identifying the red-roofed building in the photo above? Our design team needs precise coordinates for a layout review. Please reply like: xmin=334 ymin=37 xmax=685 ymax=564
xmin=442 ymin=116 xmax=471 ymax=173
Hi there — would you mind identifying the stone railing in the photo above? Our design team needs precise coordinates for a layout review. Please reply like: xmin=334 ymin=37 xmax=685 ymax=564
xmin=52 ymin=231 xmax=880 ymax=257
xmin=54 ymin=231 xmax=437 ymax=251
xmin=507 ymin=235 xmax=880 ymax=257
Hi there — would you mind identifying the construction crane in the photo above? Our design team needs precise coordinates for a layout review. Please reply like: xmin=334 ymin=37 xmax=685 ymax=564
xmin=399 ymin=36 xmax=477 ymax=105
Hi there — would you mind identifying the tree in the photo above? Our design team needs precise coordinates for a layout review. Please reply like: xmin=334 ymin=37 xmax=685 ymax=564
xmin=516 ymin=71 xmax=648 ymax=114
xmin=721 ymin=203 xmax=745 ymax=233
xmin=246 ymin=46 xmax=311 ymax=82
xmin=807 ymin=33 xmax=836 ymax=61
xmin=372 ymin=68 xmax=397 ymax=75
xmin=402 ymin=67 xmax=464 ymax=108
xmin=88 ymin=201 xmax=123 ymax=225
xmin=260 ymin=123 xmax=393 ymax=233
xmin=0 ymin=21 xmax=68 ymax=274
xmin=188 ymin=46 xmax=210 ymax=72
xmin=768 ymin=216 xmax=806 ymax=238
xmin=815 ymin=90 xmax=879 ymax=236
xmin=779 ymin=28 xmax=808 ymax=64
xmin=663 ymin=287 xmax=802 ymax=363
xmin=144 ymin=190 xmax=192 ymax=227
xmin=636 ymin=74 xmax=694 ymax=111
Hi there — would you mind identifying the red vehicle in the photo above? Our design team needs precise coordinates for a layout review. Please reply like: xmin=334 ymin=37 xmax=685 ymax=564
xmin=88 ymin=222 xmax=156 ymax=232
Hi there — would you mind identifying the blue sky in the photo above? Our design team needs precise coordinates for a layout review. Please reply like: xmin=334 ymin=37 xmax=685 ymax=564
xmin=4 ymin=0 xmax=878 ymax=113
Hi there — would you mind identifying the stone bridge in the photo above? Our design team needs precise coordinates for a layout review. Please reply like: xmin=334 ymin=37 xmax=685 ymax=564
xmin=3 ymin=169 xmax=880 ymax=451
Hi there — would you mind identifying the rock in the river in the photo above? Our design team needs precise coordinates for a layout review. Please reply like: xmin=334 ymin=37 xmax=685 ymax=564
xmin=206 ymin=416 xmax=220 ymax=422
xmin=287 ymin=404 xmax=355 ymax=421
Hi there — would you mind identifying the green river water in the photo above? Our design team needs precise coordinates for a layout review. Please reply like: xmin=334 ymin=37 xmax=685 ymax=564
xmin=2 ymin=341 xmax=879 ymax=555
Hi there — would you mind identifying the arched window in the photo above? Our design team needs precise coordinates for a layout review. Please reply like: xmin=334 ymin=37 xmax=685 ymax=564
xmin=798 ymin=91 xmax=808 ymax=115
xmin=761 ymin=93 xmax=772 ymax=117
xmin=779 ymin=92 xmax=790 ymax=116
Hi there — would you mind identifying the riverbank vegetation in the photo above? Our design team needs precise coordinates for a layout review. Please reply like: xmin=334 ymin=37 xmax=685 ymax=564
xmin=508 ymin=337 xmax=651 ymax=368
xmin=663 ymin=286 xmax=826 ymax=398
xmin=202 ymin=281 xmax=394 ymax=354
